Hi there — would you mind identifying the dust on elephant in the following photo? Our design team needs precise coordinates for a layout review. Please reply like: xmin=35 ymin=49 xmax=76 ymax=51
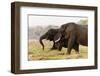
xmin=54 ymin=22 xmax=88 ymax=54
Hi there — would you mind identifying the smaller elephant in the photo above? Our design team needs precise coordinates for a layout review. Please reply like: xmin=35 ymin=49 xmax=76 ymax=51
xmin=39 ymin=28 xmax=69 ymax=51
xmin=39 ymin=28 xmax=59 ymax=50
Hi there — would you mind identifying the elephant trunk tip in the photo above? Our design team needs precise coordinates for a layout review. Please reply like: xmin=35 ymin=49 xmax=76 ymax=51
xmin=39 ymin=36 xmax=44 ymax=50
xmin=43 ymin=47 xmax=44 ymax=50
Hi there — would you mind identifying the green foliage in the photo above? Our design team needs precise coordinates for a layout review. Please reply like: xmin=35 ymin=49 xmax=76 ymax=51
xmin=77 ymin=19 xmax=88 ymax=25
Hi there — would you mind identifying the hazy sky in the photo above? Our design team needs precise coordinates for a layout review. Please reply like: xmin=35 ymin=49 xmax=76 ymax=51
xmin=29 ymin=15 xmax=87 ymax=27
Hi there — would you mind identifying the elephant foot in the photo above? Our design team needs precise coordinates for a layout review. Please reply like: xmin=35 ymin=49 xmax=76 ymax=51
xmin=75 ymin=51 xmax=79 ymax=54
xmin=50 ymin=47 xmax=57 ymax=50
xmin=66 ymin=52 xmax=71 ymax=55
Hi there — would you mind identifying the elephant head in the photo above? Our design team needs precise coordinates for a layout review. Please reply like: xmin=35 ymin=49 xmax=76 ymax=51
xmin=54 ymin=22 xmax=75 ymax=43
xmin=39 ymin=29 xmax=58 ymax=50
xmin=54 ymin=24 xmax=67 ymax=43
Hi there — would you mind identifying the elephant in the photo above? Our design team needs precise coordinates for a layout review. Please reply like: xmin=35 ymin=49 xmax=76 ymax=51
xmin=39 ymin=28 xmax=59 ymax=50
xmin=54 ymin=35 xmax=79 ymax=53
xmin=54 ymin=22 xmax=88 ymax=54
xmin=39 ymin=28 xmax=79 ymax=53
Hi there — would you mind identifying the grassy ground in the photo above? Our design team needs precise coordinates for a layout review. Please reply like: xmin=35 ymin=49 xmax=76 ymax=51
xmin=28 ymin=39 xmax=88 ymax=61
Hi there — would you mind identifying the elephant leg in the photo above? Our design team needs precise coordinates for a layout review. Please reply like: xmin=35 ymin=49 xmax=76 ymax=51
xmin=50 ymin=42 xmax=57 ymax=50
xmin=67 ymin=35 xmax=76 ymax=54
xmin=58 ymin=44 xmax=63 ymax=51
xmin=73 ymin=43 xmax=79 ymax=54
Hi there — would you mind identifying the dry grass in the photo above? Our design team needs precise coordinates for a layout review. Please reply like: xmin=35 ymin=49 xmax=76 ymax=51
xmin=28 ymin=39 xmax=88 ymax=61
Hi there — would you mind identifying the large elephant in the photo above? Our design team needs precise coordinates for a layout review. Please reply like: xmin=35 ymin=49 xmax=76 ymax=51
xmin=54 ymin=22 xmax=88 ymax=54
xmin=39 ymin=28 xmax=59 ymax=50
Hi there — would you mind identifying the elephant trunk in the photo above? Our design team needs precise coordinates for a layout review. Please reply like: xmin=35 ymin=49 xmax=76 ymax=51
xmin=39 ymin=35 xmax=45 ymax=50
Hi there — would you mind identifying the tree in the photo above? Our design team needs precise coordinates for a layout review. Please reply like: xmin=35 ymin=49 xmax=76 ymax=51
xmin=77 ymin=19 xmax=88 ymax=25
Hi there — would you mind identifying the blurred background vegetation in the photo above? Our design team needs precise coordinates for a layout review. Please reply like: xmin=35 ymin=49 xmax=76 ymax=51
xmin=29 ymin=19 xmax=88 ymax=40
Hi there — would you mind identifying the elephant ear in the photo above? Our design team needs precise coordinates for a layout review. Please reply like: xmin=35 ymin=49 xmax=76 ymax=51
xmin=65 ymin=23 xmax=75 ymax=39
xmin=54 ymin=33 xmax=62 ymax=43
xmin=59 ymin=23 xmax=68 ymax=32
xmin=54 ymin=24 xmax=67 ymax=43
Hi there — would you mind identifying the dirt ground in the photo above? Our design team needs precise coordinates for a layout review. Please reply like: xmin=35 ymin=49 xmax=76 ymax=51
xmin=28 ymin=40 xmax=88 ymax=61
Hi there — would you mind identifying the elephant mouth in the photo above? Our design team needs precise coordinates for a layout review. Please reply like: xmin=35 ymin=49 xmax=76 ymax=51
xmin=54 ymin=37 xmax=61 ymax=43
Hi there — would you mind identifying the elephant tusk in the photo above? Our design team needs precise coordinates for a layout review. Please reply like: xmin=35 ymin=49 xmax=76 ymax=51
xmin=55 ymin=37 xmax=61 ymax=42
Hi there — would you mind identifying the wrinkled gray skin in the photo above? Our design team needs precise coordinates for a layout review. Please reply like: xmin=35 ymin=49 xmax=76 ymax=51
xmin=54 ymin=22 xmax=88 ymax=54
xmin=39 ymin=29 xmax=59 ymax=50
